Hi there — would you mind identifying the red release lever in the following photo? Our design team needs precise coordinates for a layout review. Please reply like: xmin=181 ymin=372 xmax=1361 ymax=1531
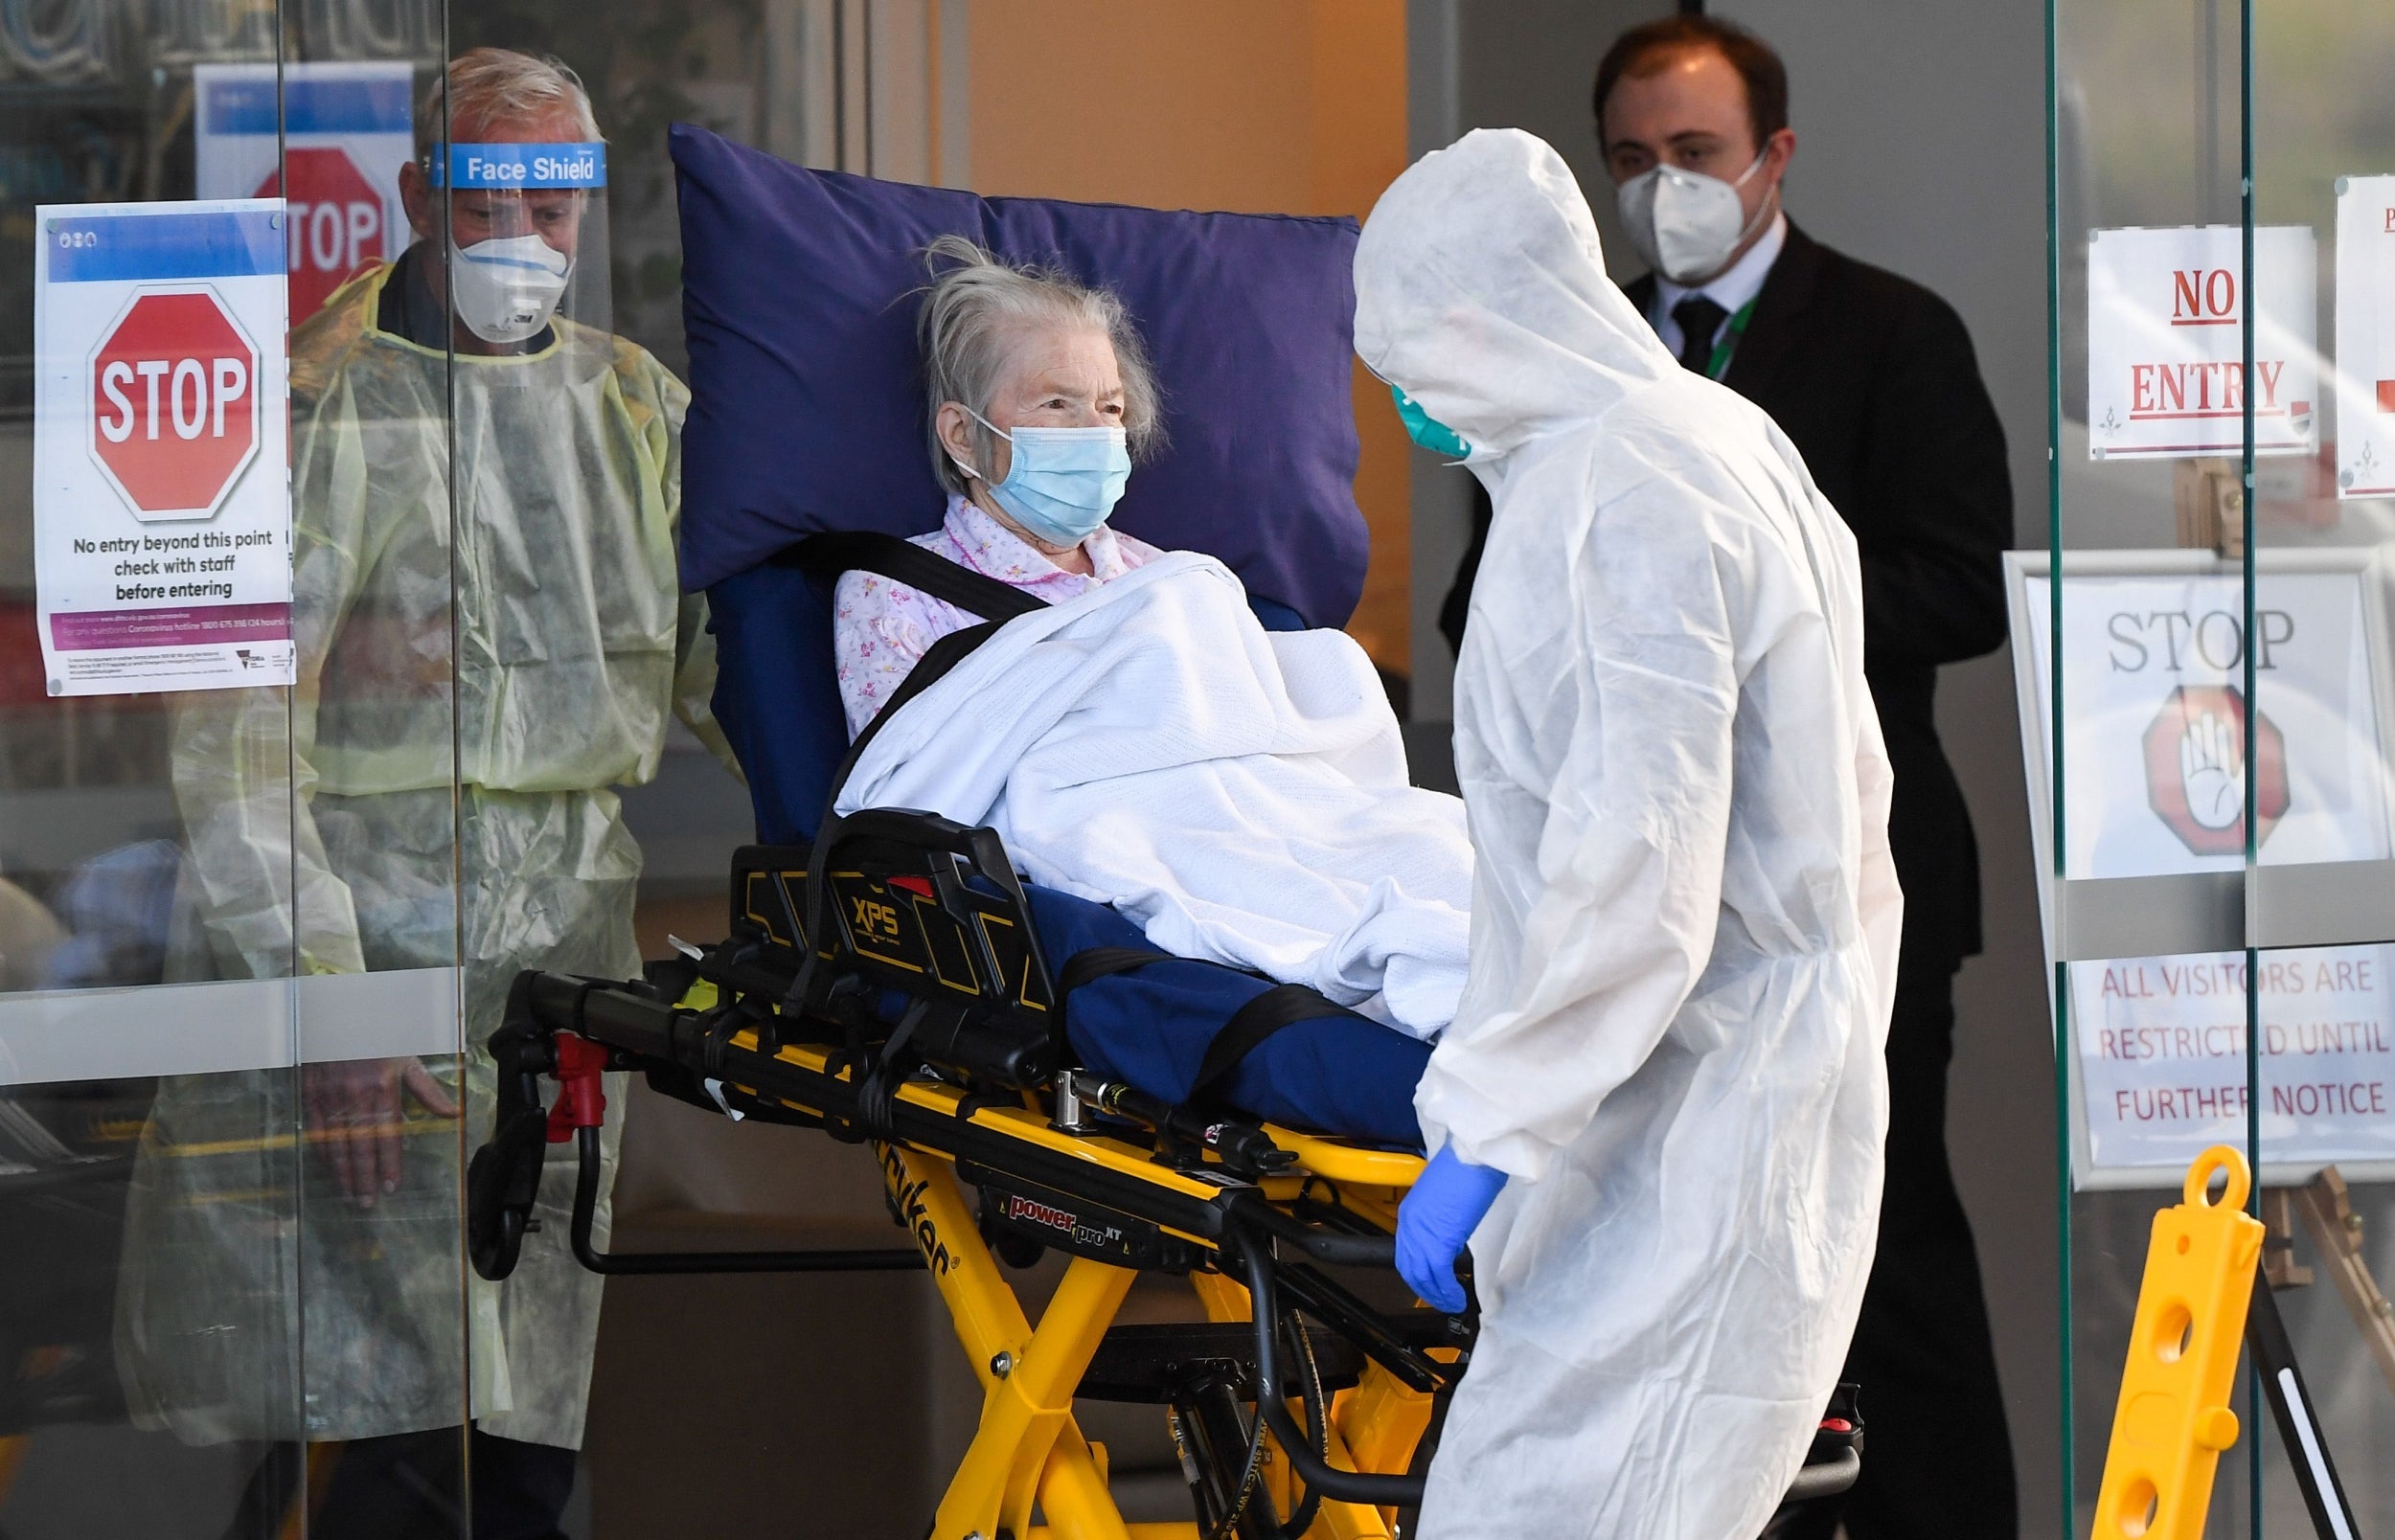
xmin=546 ymin=1032 xmax=609 ymax=1144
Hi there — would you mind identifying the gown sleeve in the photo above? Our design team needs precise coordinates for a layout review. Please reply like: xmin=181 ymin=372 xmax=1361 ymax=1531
xmin=648 ymin=372 xmax=741 ymax=778
xmin=1417 ymin=487 xmax=1745 ymax=1181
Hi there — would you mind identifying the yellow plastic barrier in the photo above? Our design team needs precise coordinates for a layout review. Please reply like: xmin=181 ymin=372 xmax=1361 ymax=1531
xmin=2092 ymin=1144 xmax=2267 ymax=1540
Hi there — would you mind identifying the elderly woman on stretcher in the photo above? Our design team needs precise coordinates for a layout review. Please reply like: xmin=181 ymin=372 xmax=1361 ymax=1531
xmin=832 ymin=238 xmax=1471 ymax=1136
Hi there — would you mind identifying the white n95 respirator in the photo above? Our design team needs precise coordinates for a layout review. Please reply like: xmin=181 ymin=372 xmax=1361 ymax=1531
xmin=448 ymin=234 xmax=573 ymax=346
xmin=1614 ymin=152 xmax=1775 ymax=286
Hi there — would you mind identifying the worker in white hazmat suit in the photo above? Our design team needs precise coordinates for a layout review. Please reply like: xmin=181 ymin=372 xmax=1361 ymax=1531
xmin=115 ymin=50 xmax=733 ymax=1536
xmin=1358 ymin=127 xmax=1902 ymax=1538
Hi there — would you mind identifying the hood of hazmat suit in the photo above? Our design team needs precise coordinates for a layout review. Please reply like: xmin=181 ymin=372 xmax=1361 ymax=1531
xmin=115 ymin=259 xmax=733 ymax=1450
xmin=1355 ymin=128 xmax=1902 ymax=1539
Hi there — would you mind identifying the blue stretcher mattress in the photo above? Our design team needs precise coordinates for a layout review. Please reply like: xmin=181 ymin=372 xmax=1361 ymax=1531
xmin=673 ymin=124 xmax=1428 ymax=1146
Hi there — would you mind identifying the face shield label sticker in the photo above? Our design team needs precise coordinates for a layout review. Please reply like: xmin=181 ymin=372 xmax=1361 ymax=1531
xmin=33 ymin=198 xmax=295 ymax=697
xmin=436 ymin=142 xmax=607 ymax=190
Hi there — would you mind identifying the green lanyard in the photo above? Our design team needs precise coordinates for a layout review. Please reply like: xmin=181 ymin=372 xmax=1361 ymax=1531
xmin=1703 ymin=299 xmax=1759 ymax=381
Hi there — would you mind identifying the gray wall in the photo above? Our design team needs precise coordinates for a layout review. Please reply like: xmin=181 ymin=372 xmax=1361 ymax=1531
xmin=1419 ymin=1 xmax=2059 ymax=1529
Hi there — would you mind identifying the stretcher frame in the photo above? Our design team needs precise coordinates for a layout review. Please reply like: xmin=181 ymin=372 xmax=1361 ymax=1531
xmin=467 ymin=814 xmax=1859 ymax=1537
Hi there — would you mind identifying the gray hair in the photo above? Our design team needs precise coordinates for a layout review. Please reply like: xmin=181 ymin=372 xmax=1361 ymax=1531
xmin=918 ymin=235 xmax=1163 ymax=496
xmin=416 ymin=49 xmax=603 ymax=169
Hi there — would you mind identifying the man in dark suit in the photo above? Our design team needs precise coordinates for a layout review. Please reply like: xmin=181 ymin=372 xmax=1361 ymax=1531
xmin=1443 ymin=16 xmax=2016 ymax=1539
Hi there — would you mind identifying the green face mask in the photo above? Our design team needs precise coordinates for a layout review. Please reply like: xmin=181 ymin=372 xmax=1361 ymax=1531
xmin=1390 ymin=385 xmax=1471 ymax=461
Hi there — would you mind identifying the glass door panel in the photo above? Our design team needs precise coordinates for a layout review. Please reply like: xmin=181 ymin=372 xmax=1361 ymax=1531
xmin=2048 ymin=0 xmax=2260 ymax=1533
xmin=2054 ymin=0 xmax=2395 ymax=1532
xmin=0 ymin=5 xmax=463 ymax=1534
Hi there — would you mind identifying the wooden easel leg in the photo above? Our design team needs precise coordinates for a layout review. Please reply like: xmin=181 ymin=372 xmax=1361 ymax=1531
xmin=2289 ymin=1165 xmax=2395 ymax=1400
xmin=2260 ymin=1187 xmax=2315 ymax=1290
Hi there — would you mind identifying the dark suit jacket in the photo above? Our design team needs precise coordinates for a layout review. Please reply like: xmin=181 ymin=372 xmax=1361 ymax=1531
xmin=1443 ymin=221 xmax=2011 ymax=982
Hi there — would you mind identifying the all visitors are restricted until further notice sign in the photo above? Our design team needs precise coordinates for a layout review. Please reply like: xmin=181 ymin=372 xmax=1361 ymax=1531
xmin=33 ymin=199 xmax=292 ymax=696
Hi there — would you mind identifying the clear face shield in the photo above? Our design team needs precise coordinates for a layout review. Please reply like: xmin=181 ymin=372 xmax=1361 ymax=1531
xmin=428 ymin=140 xmax=611 ymax=357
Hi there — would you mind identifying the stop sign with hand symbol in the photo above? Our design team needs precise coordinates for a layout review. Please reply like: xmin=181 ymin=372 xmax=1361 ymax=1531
xmin=2141 ymin=684 xmax=2291 ymax=857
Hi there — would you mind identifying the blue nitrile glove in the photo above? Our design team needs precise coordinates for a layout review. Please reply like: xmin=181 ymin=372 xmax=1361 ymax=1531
xmin=1396 ymin=1144 xmax=1509 ymax=1313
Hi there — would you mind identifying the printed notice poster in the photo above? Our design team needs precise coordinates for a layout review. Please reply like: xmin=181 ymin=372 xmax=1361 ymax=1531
xmin=2027 ymin=570 xmax=2388 ymax=881
xmin=2022 ymin=564 xmax=2395 ymax=1173
xmin=2335 ymin=175 xmax=2395 ymax=499
xmin=2072 ymin=951 xmax=2395 ymax=1171
xmin=34 ymin=200 xmax=293 ymax=696
xmin=2087 ymin=224 xmax=2318 ymax=461
xmin=194 ymin=62 xmax=413 ymax=326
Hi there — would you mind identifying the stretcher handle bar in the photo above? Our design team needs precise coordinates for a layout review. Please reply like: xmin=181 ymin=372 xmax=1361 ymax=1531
xmin=1780 ymin=1446 xmax=1860 ymax=1504
xmin=568 ymin=1126 xmax=923 ymax=1275
xmin=1239 ymin=1238 xmax=1429 ymax=1509
xmin=1235 ymin=1191 xmax=1396 ymax=1268
xmin=1259 ymin=1252 xmax=1447 ymax=1395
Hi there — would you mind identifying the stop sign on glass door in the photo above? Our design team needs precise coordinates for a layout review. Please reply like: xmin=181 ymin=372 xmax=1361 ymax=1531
xmin=34 ymin=198 xmax=292 ymax=697
xmin=257 ymin=147 xmax=389 ymax=321
xmin=86 ymin=288 xmax=261 ymax=519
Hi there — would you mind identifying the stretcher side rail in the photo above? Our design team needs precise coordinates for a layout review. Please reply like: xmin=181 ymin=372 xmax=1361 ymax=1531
xmin=468 ymin=965 xmax=1410 ymax=1285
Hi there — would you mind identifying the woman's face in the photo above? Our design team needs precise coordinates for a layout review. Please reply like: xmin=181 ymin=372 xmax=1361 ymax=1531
xmin=942 ymin=323 xmax=1124 ymax=489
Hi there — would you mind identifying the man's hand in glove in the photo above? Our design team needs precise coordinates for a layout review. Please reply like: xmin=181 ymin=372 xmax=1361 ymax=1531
xmin=1396 ymin=1144 xmax=1508 ymax=1313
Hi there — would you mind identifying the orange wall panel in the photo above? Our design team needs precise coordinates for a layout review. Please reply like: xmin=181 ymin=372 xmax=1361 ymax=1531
xmin=967 ymin=1 xmax=1414 ymax=678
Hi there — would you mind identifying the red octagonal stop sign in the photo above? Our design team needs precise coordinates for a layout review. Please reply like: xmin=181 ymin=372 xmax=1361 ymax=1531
xmin=2141 ymin=683 xmax=2291 ymax=857
xmin=256 ymin=146 xmax=389 ymax=323
xmin=88 ymin=288 xmax=261 ymax=520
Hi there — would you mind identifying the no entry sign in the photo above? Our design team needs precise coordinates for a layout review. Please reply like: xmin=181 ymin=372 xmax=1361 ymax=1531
xmin=34 ymin=200 xmax=292 ymax=697
xmin=195 ymin=62 xmax=414 ymax=325
xmin=2335 ymin=176 xmax=2395 ymax=499
xmin=2086 ymin=224 xmax=2318 ymax=461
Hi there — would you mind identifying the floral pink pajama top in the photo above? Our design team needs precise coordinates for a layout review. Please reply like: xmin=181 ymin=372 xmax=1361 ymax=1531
xmin=833 ymin=494 xmax=1164 ymax=737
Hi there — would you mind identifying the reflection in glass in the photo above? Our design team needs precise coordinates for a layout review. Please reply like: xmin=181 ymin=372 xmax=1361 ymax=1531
xmin=2056 ymin=0 xmax=2395 ymax=1533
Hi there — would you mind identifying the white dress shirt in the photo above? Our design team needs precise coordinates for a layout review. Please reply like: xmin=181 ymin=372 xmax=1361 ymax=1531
xmin=1648 ymin=209 xmax=1789 ymax=366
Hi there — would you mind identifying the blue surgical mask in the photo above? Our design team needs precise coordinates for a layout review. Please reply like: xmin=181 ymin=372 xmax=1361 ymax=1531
xmin=1390 ymin=386 xmax=1471 ymax=461
xmin=959 ymin=407 xmax=1132 ymax=548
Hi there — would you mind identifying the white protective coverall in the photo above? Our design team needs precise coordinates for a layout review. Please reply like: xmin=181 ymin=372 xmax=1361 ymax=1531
xmin=1355 ymin=128 xmax=1903 ymax=1538
xmin=115 ymin=260 xmax=729 ymax=1450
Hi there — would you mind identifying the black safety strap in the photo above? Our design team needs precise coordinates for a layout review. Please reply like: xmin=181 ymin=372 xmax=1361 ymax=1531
xmin=1188 ymin=984 xmax=1359 ymax=1106
xmin=796 ymin=618 xmax=1004 ymax=1007
xmin=772 ymin=529 xmax=1048 ymax=623
xmin=781 ymin=528 xmax=1053 ymax=820
xmin=1057 ymin=945 xmax=1366 ymax=1111
xmin=788 ymin=536 xmax=1051 ymax=1009
xmin=1056 ymin=947 xmax=1172 ymax=999
xmin=820 ymin=619 xmax=1001 ymax=825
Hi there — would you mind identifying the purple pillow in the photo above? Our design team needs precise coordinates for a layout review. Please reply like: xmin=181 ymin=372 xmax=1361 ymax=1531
xmin=671 ymin=123 xmax=1368 ymax=626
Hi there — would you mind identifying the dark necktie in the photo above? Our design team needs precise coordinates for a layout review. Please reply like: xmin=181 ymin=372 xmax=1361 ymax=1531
xmin=1672 ymin=295 xmax=1730 ymax=376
